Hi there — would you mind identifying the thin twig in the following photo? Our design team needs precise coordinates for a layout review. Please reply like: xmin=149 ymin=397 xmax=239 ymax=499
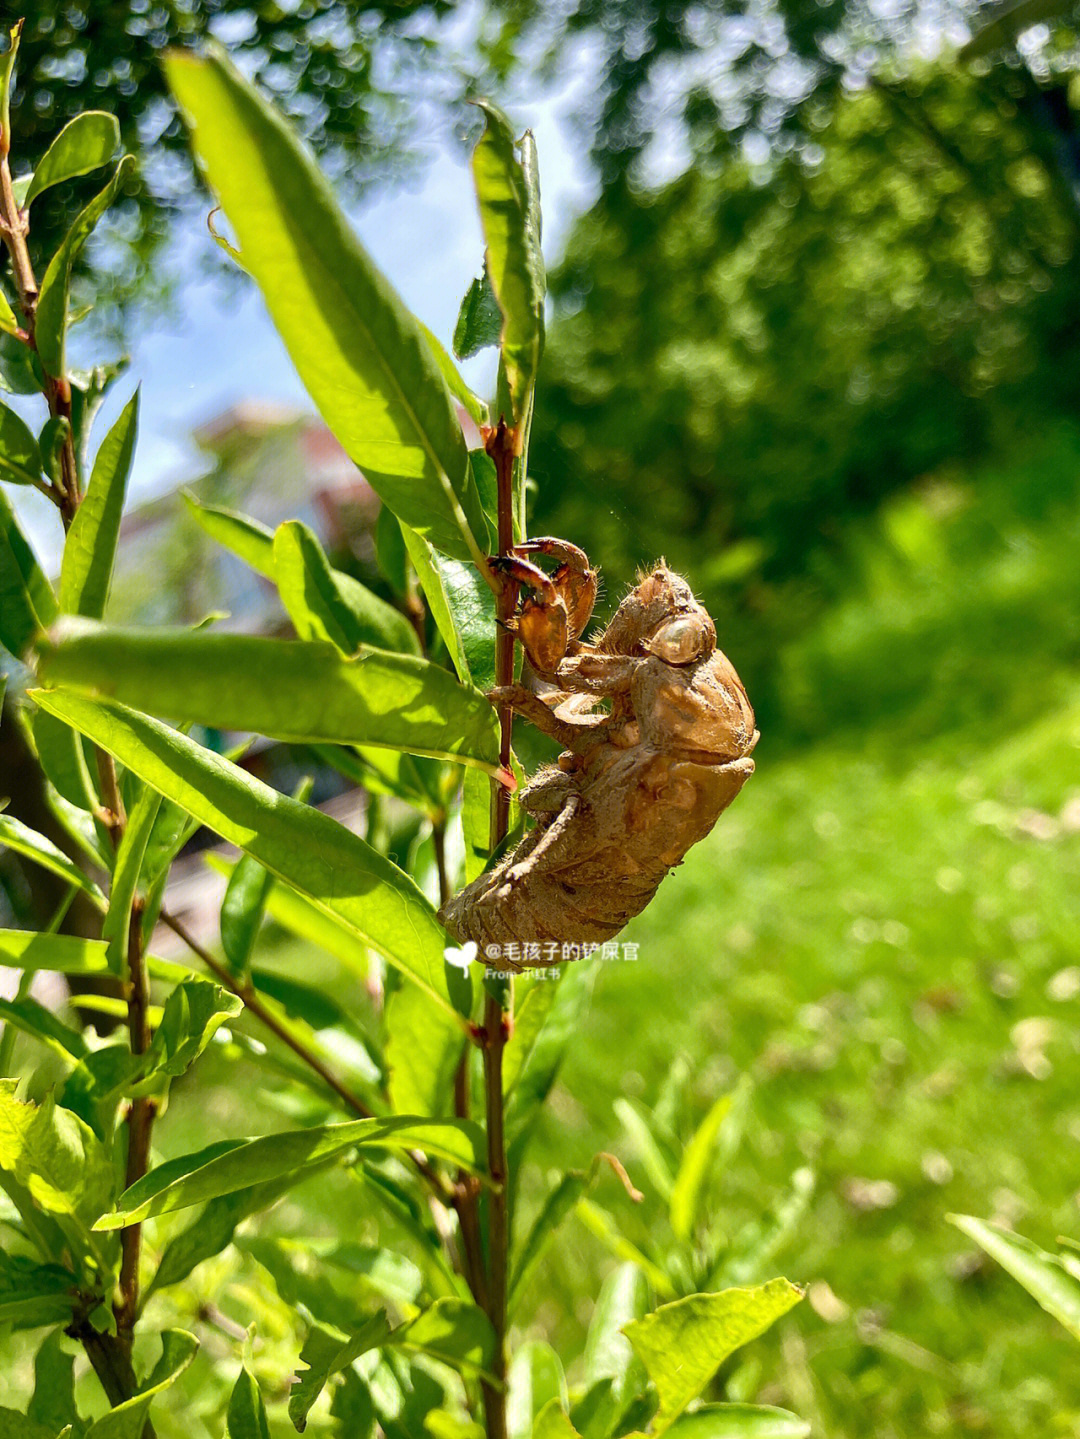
xmin=158 ymin=908 xmax=453 ymax=1201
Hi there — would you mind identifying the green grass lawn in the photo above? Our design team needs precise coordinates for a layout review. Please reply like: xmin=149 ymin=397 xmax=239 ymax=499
xmin=516 ymin=427 xmax=1080 ymax=1437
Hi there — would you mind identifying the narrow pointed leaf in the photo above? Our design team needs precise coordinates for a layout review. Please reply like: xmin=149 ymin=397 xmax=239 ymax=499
xmin=273 ymin=519 xmax=418 ymax=656
xmin=30 ymin=690 xmax=460 ymax=1011
xmin=453 ymin=267 xmax=503 ymax=361
xmin=221 ymin=853 xmax=274 ymax=977
xmin=59 ymin=389 xmax=138 ymax=619
xmin=101 ymin=781 xmax=162 ymax=970
xmin=25 ymin=112 xmax=120 ymax=206
xmin=183 ymin=492 xmax=275 ymax=577
xmin=0 ymin=813 xmax=105 ymax=906
xmin=0 ymin=996 xmax=89 ymax=1061
xmin=36 ymin=156 xmax=135 ymax=377
xmin=420 ymin=320 xmax=488 ymax=425
xmin=226 ymin=1367 xmax=272 ymax=1439
xmin=471 ymin=102 xmax=545 ymax=424
xmin=95 ymin=1114 xmax=485 ymax=1229
xmin=0 ymin=927 xmax=186 ymax=980
xmin=0 ymin=398 xmax=42 ymax=485
xmin=0 ymin=21 xmax=21 ymax=153
xmin=84 ymin=1330 xmax=198 ymax=1439
xmin=661 ymin=1405 xmax=810 ymax=1437
xmin=166 ymin=48 xmax=489 ymax=561
xmin=949 ymin=1214 xmax=1080 ymax=1341
xmin=37 ymin=619 xmax=500 ymax=770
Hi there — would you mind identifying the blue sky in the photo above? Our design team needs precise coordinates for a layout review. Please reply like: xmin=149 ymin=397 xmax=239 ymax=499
xmin=12 ymin=78 xmax=596 ymax=571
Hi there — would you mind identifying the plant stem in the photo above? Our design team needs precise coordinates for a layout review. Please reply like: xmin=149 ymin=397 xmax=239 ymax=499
xmin=475 ymin=416 xmax=520 ymax=1439
xmin=0 ymin=149 xmax=81 ymax=525
xmin=115 ymin=898 xmax=154 ymax=1352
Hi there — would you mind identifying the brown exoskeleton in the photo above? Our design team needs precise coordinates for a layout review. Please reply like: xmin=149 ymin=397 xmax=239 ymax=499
xmin=439 ymin=539 xmax=758 ymax=968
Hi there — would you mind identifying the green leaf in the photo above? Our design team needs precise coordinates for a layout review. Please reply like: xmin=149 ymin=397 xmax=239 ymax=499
xmin=509 ymin=1172 xmax=592 ymax=1314
xmin=385 ymin=982 xmax=465 ymax=1119
xmin=221 ymin=854 xmax=274 ymax=978
xmin=37 ymin=620 xmax=501 ymax=771
xmin=273 ymin=519 xmax=419 ymax=656
xmin=717 ymin=1168 xmax=815 ymax=1288
xmin=505 ymin=965 xmax=595 ymax=1146
xmin=59 ymin=389 xmax=138 ymax=619
xmin=0 ymin=927 xmax=184 ymax=982
xmin=0 ymin=20 xmax=21 ymax=154
xmin=420 ymin=321 xmax=488 ymax=427
xmin=28 ymin=1330 xmax=78 ymax=1433
xmin=453 ymin=266 xmax=503 ymax=362
xmin=948 ymin=1214 xmax=1080 ymax=1341
xmin=395 ymin=1297 xmax=496 ymax=1375
xmin=143 ymin=978 xmax=242 ymax=1080
xmin=147 ymin=1169 xmax=316 ymax=1299
xmin=623 ymin=1281 xmax=805 ymax=1434
xmin=25 ymin=111 xmax=120 ymax=206
xmin=660 ymin=1406 xmax=810 ymax=1438
xmin=0 ymin=398 xmax=43 ymax=485
xmin=84 ymin=1330 xmax=198 ymax=1439
xmin=31 ymin=690 xmax=459 ymax=1009
xmin=507 ymin=1341 xmax=568 ymax=1439
xmin=39 ymin=415 xmax=69 ymax=485
xmin=0 ymin=813 xmax=105 ymax=907
xmin=575 ymin=1198 xmax=675 ymax=1298
xmin=290 ymin=1312 xmax=392 ymax=1432
xmin=0 ymin=1410 xmax=54 ymax=1439
xmin=615 ymin=1097 xmax=677 ymax=1206
xmin=531 ymin=1401 xmax=581 ymax=1439
xmin=0 ymin=1084 xmax=113 ymax=1226
xmin=0 ymin=1250 xmax=77 ymax=1328
xmin=0 ymin=328 xmax=43 ymax=394
xmin=69 ymin=360 xmax=129 ymax=469
xmin=101 ymin=781 xmax=162 ymax=971
xmin=584 ymin=1261 xmax=651 ymax=1391
xmin=35 ymin=156 xmax=135 ymax=378
xmin=95 ymin=1114 xmax=486 ymax=1229
xmin=166 ymin=48 xmax=489 ymax=563
xmin=0 ymin=286 xmax=18 ymax=338
xmin=183 ymin=492 xmax=276 ymax=577
xmin=470 ymin=102 xmax=545 ymax=425
xmin=670 ymin=1090 xmax=739 ymax=1241
xmin=0 ymin=995 xmax=89 ymax=1061
xmin=227 ymin=1367 xmax=272 ymax=1439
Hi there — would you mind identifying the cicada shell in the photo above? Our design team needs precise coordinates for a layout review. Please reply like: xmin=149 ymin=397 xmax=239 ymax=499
xmin=439 ymin=560 xmax=757 ymax=969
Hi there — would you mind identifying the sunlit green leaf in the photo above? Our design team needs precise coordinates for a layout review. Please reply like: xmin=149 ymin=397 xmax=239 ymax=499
xmin=420 ymin=320 xmax=488 ymax=426
xmin=95 ymin=1114 xmax=486 ymax=1229
xmin=25 ymin=112 xmax=120 ymax=206
xmin=385 ymin=982 xmax=464 ymax=1119
xmin=84 ymin=1330 xmax=198 ymax=1439
xmin=0 ymin=995 xmax=89 ymax=1062
xmin=226 ymin=1367 xmax=272 ymax=1439
xmin=0 ymin=1084 xmax=113 ymax=1227
xmin=58 ymin=389 xmax=138 ymax=619
xmin=0 ymin=927 xmax=184 ymax=982
xmin=101 ymin=780 xmax=161 ymax=971
xmin=531 ymin=1400 xmax=581 ymax=1439
xmin=183 ymin=492 xmax=275 ymax=577
xmin=166 ymin=48 xmax=489 ymax=562
xmin=36 ymin=156 xmax=135 ymax=378
xmin=470 ymin=102 xmax=545 ymax=425
xmin=623 ymin=1280 xmax=804 ymax=1433
xmin=454 ymin=266 xmax=503 ymax=362
xmin=31 ymin=691 xmax=459 ymax=1011
xmin=659 ymin=1405 xmax=811 ymax=1437
xmin=0 ymin=813 xmax=105 ymax=907
xmin=221 ymin=853 xmax=274 ymax=979
xmin=0 ymin=398 xmax=43 ymax=485
xmin=0 ymin=489 xmax=54 ymax=654
xmin=37 ymin=619 xmax=501 ymax=771
xmin=273 ymin=519 xmax=419 ymax=656
xmin=949 ymin=1214 xmax=1080 ymax=1341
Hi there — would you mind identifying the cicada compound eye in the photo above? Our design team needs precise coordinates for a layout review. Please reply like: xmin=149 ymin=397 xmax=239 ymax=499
xmin=645 ymin=614 xmax=714 ymax=666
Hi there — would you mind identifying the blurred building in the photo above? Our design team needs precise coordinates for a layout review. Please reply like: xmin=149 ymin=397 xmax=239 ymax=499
xmin=110 ymin=401 xmax=383 ymax=631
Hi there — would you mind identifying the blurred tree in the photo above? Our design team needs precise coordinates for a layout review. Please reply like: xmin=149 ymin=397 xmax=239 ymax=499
xmin=528 ymin=64 xmax=1080 ymax=655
